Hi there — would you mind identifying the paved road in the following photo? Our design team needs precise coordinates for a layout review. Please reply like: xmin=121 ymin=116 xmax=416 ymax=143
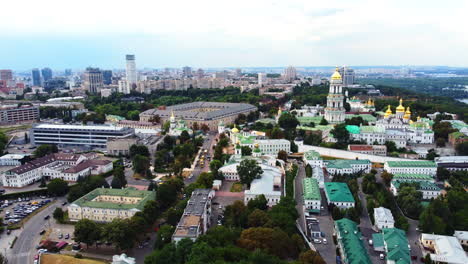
xmin=184 ymin=133 xmax=217 ymax=185
xmin=294 ymin=163 xmax=306 ymax=231
xmin=10 ymin=198 xmax=65 ymax=264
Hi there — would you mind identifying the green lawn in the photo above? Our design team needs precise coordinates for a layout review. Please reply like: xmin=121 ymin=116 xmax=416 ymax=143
xmin=230 ymin=183 xmax=243 ymax=192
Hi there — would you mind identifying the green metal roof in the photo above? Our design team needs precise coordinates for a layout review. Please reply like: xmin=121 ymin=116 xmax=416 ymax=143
xmin=238 ymin=134 xmax=255 ymax=144
xmin=256 ymin=118 xmax=276 ymax=124
xmin=345 ymin=125 xmax=360 ymax=134
xmin=360 ymin=126 xmax=385 ymax=133
xmin=297 ymin=116 xmax=323 ymax=124
xmin=326 ymin=159 xmax=371 ymax=169
xmin=297 ymin=125 xmax=333 ymax=131
xmin=335 ymin=218 xmax=372 ymax=264
xmin=450 ymin=131 xmax=467 ymax=139
xmin=382 ymin=228 xmax=410 ymax=264
xmin=392 ymin=173 xmax=433 ymax=181
xmin=372 ymin=233 xmax=385 ymax=248
xmin=303 ymin=178 xmax=320 ymax=200
xmin=391 ymin=180 xmax=440 ymax=192
xmin=325 ymin=182 xmax=355 ymax=203
xmin=386 ymin=161 xmax=436 ymax=168
xmin=71 ymin=187 xmax=155 ymax=211
xmin=304 ymin=150 xmax=321 ymax=160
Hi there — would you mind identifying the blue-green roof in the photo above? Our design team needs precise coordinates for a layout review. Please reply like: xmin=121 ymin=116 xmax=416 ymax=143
xmin=372 ymin=233 xmax=385 ymax=248
xmin=386 ymin=161 xmax=436 ymax=168
xmin=325 ymin=182 xmax=355 ymax=203
xmin=391 ymin=179 xmax=440 ymax=192
xmin=71 ymin=187 xmax=155 ymax=211
xmin=382 ymin=228 xmax=410 ymax=264
xmin=303 ymin=178 xmax=320 ymax=200
xmin=392 ymin=173 xmax=433 ymax=181
xmin=326 ymin=159 xmax=371 ymax=169
xmin=335 ymin=218 xmax=372 ymax=264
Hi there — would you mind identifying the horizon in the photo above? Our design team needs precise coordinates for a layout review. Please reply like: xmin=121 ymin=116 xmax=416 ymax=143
xmin=1 ymin=0 xmax=468 ymax=70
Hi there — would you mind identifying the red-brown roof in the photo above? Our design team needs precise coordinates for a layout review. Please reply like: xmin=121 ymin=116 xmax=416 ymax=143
xmin=348 ymin=145 xmax=373 ymax=151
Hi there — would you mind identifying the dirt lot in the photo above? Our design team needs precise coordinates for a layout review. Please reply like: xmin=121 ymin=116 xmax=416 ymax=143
xmin=41 ymin=254 xmax=108 ymax=264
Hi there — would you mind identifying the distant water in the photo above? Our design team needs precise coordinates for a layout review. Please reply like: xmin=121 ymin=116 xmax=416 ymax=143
xmin=457 ymin=99 xmax=468 ymax=104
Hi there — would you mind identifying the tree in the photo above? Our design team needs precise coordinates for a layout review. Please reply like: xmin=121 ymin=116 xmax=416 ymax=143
xmin=39 ymin=176 xmax=46 ymax=188
xmin=385 ymin=141 xmax=398 ymax=153
xmin=130 ymin=144 xmax=150 ymax=158
xmin=270 ymin=127 xmax=285 ymax=139
xmin=224 ymin=200 xmax=248 ymax=228
xmin=148 ymin=181 xmax=156 ymax=191
xmin=319 ymin=118 xmax=328 ymax=125
xmin=133 ymin=154 xmax=151 ymax=178
xmin=247 ymin=194 xmax=268 ymax=211
xmin=47 ymin=178 xmax=69 ymax=196
xmin=179 ymin=130 xmax=190 ymax=144
xmin=53 ymin=208 xmax=65 ymax=223
xmin=381 ymin=171 xmax=393 ymax=186
xmin=209 ymin=160 xmax=223 ymax=179
xmin=111 ymin=176 xmax=123 ymax=189
xmin=237 ymin=227 xmax=298 ymax=259
xmin=456 ymin=142 xmax=468 ymax=155
xmin=192 ymin=122 xmax=199 ymax=131
xmin=278 ymin=113 xmax=299 ymax=131
xmin=237 ymin=159 xmax=263 ymax=188
xmin=33 ymin=144 xmax=58 ymax=158
xmin=248 ymin=209 xmax=270 ymax=227
xmin=74 ymin=219 xmax=100 ymax=248
xmin=102 ymin=218 xmax=137 ymax=250
xmin=241 ymin=146 xmax=252 ymax=156
xmin=397 ymin=185 xmax=423 ymax=219
xmin=277 ymin=150 xmax=287 ymax=162
xmin=436 ymin=137 xmax=446 ymax=147
xmin=195 ymin=172 xmax=214 ymax=188
xmin=154 ymin=225 xmax=175 ymax=249
xmin=201 ymin=124 xmax=210 ymax=133
xmin=298 ymin=250 xmax=326 ymax=264
xmin=0 ymin=252 xmax=8 ymax=264
xmin=330 ymin=124 xmax=349 ymax=144
xmin=113 ymin=167 xmax=127 ymax=187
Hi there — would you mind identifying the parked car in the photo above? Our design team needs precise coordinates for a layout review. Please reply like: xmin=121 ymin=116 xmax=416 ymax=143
xmin=44 ymin=215 xmax=50 ymax=220
xmin=313 ymin=239 xmax=322 ymax=244
xmin=39 ymin=230 xmax=46 ymax=235
xmin=323 ymin=238 xmax=327 ymax=244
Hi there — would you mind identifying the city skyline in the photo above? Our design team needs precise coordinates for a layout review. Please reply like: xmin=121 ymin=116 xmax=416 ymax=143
xmin=1 ymin=0 xmax=467 ymax=70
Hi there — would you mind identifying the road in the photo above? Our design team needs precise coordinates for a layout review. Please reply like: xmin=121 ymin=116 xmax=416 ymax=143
xmin=9 ymin=197 xmax=66 ymax=264
xmin=184 ymin=132 xmax=217 ymax=185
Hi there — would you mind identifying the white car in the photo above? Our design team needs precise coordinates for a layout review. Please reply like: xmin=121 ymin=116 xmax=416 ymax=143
xmin=323 ymin=238 xmax=327 ymax=244
xmin=313 ymin=239 xmax=322 ymax=244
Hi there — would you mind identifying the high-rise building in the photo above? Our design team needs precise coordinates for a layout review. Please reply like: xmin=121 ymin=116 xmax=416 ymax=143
xmin=83 ymin=67 xmax=103 ymax=94
xmin=258 ymin=73 xmax=267 ymax=86
xmin=41 ymin=68 xmax=52 ymax=82
xmin=338 ymin=66 xmax=355 ymax=87
xmin=0 ymin=70 xmax=13 ymax=81
xmin=32 ymin=68 xmax=41 ymax=86
xmin=64 ymin=69 xmax=72 ymax=76
xmin=283 ymin=66 xmax=297 ymax=83
xmin=102 ymin=70 xmax=113 ymax=85
xmin=235 ymin=68 xmax=242 ymax=77
xmin=126 ymin=55 xmax=137 ymax=88
xmin=182 ymin=66 xmax=192 ymax=77
xmin=324 ymin=67 xmax=346 ymax=124
xmin=196 ymin=68 xmax=205 ymax=79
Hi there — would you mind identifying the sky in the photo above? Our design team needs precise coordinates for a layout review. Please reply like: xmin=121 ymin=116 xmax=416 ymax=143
xmin=1 ymin=0 xmax=467 ymax=70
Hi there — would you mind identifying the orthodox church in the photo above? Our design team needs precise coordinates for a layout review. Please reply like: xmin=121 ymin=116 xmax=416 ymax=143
xmin=168 ymin=110 xmax=193 ymax=137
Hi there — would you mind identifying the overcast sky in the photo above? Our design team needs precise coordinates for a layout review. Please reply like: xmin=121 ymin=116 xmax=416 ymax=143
xmin=1 ymin=0 xmax=467 ymax=70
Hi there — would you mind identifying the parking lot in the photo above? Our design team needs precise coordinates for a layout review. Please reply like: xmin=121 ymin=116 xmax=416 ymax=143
xmin=1 ymin=198 xmax=52 ymax=227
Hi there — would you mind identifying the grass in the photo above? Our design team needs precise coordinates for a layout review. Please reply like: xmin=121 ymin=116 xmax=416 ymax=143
xmin=41 ymin=254 xmax=108 ymax=264
xmin=230 ymin=183 xmax=243 ymax=192
xmin=0 ymin=124 xmax=32 ymax=134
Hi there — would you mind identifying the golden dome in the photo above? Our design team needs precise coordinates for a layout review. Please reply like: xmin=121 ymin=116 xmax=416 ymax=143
xmin=232 ymin=125 xmax=239 ymax=133
xmin=254 ymin=143 xmax=260 ymax=148
xmin=331 ymin=66 xmax=342 ymax=80
xmin=405 ymin=106 xmax=411 ymax=114
xmin=384 ymin=105 xmax=392 ymax=118
xmin=417 ymin=116 xmax=421 ymax=121
xmin=403 ymin=107 xmax=411 ymax=119
xmin=396 ymin=98 xmax=405 ymax=112
xmin=236 ymin=139 xmax=240 ymax=145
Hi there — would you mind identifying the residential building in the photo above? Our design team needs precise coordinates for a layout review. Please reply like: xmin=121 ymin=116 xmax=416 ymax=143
xmin=435 ymin=156 xmax=468 ymax=171
xmin=338 ymin=66 xmax=355 ymax=87
xmin=372 ymin=228 xmax=410 ymax=264
xmin=83 ymin=67 xmax=103 ymax=94
xmin=453 ymin=231 xmax=468 ymax=246
xmin=102 ymin=70 xmax=113 ymax=85
xmin=373 ymin=207 xmax=395 ymax=230
xmin=235 ymin=136 xmax=291 ymax=156
xmin=420 ymin=233 xmax=468 ymax=264
xmin=312 ymin=166 xmax=325 ymax=189
xmin=244 ymin=165 xmax=283 ymax=207
xmin=69 ymin=187 xmax=155 ymax=223
xmin=324 ymin=182 xmax=355 ymax=209
xmin=0 ymin=154 xmax=29 ymax=166
xmin=112 ymin=254 xmax=135 ymax=264
xmin=334 ymin=218 xmax=372 ymax=264
xmin=348 ymin=144 xmax=387 ymax=156
xmin=32 ymin=68 xmax=41 ymax=86
xmin=324 ymin=67 xmax=346 ymax=124
xmin=390 ymin=179 xmax=441 ymax=199
xmin=283 ymin=66 xmax=297 ymax=82
xmin=303 ymin=150 xmax=323 ymax=167
xmin=31 ymin=124 xmax=134 ymax=149
xmin=0 ymin=70 xmax=13 ymax=81
xmin=303 ymin=178 xmax=321 ymax=211
xmin=126 ymin=55 xmax=137 ymax=88
xmin=325 ymin=159 xmax=372 ymax=175
xmin=0 ymin=104 xmax=39 ymax=124
xmin=392 ymin=173 xmax=434 ymax=182
xmin=384 ymin=161 xmax=437 ymax=176
xmin=172 ymin=189 xmax=214 ymax=242
xmin=2 ymin=153 xmax=112 ymax=187
xmin=140 ymin=102 xmax=257 ymax=131
xmin=182 ymin=66 xmax=192 ymax=77
xmin=41 ymin=67 xmax=52 ymax=82
xmin=116 ymin=120 xmax=159 ymax=130
xmin=106 ymin=135 xmax=138 ymax=156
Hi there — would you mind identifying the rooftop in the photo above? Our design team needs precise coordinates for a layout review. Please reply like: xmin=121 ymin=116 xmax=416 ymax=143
xmin=374 ymin=207 xmax=394 ymax=223
xmin=303 ymin=178 xmax=320 ymax=201
xmin=325 ymin=182 xmax=355 ymax=203
xmin=386 ymin=161 xmax=436 ymax=168
xmin=382 ymin=228 xmax=410 ymax=264
xmin=391 ymin=180 xmax=441 ymax=192
xmin=304 ymin=150 xmax=321 ymax=160
xmin=70 ymin=187 xmax=155 ymax=211
xmin=335 ymin=218 xmax=372 ymax=264
xmin=33 ymin=123 xmax=131 ymax=131
xmin=392 ymin=173 xmax=434 ymax=181
xmin=326 ymin=159 xmax=371 ymax=169
xmin=421 ymin=233 xmax=468 ymax=264
xmin=245 ymin=165 xmax=282 ymax=196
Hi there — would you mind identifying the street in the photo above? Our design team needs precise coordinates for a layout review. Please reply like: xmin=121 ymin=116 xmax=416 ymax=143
xmin=184 ymin=132 xmax=217 ymax=185
xmin=9 ymin=197 xmax=66 ymax=264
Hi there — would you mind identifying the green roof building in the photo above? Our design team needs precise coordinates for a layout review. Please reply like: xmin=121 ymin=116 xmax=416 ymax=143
xmin=390 ymin=179 xmax=441 ymax=200
xmin=384 ymin=161 xmax=437 ymax=176
xmin=324 ymin=182 xmax=355 ymax=209
xmin=335 ymin=218 xmax=372 ymax=264
xmin=303 ymin=178 xmax=321 ymax=210
xmin=392 ymin=173 xmax=434 ymax=182
xmin=373 ymin=228 xmax=410 ymax=264
xmin=69 ymin=187 xmax=155 ymax=223
xmin=325 ymin=159 xmax=372 ymax=175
